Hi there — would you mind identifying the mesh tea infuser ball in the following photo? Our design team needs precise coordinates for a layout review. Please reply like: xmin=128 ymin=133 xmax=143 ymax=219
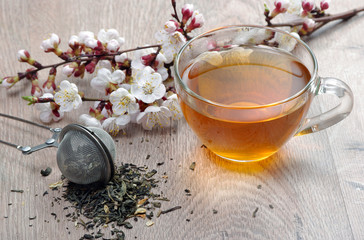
xmin=0 ymin=113 xmax=115 ymax=185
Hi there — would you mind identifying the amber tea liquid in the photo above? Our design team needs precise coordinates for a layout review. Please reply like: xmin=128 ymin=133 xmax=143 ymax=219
xmin=180 ymin=46 xmax=312 ymax=161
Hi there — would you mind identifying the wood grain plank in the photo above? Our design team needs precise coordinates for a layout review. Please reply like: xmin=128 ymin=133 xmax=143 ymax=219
xmin=0 ymin=0 xmax=363 ymax=239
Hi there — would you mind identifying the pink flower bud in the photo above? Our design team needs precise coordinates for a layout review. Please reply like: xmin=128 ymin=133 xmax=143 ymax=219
xmin=43 ymin=68 xmax=57 ymax=93
xmin=17 ymin=49 xmax=30 ymax=62
xmin=181 ymin=4 xmax=194 ymax=24
xmin=40 ymin=33 xmax=60 ymax=52
xmin=186 ymin=11 xmax=205 ymax=32
xmin=302 ymin=0 xmax=315 ymax=12
xmin=85 ymin=38 xmax=103 ymax=51
xmin=85 ymin=59 xmax=98 ymax=74
xmin=1 ymin=76 xmax=19 ymax=89
xmin=31 ymin=78 xmax=43 ymax=97
xmin=164 ymin=20 xmax=179 ymax=33
xmin=320 ymin=0 xmax=330 ymax=11
xmin=274 ymin=0 xmax=290 ymax=13
xmin=303 ymin=18 xmax=315 ymax=32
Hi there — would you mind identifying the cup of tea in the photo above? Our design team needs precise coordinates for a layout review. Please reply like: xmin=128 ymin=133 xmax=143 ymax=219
xmin=173 ymin=25 xmax=353 ymax=162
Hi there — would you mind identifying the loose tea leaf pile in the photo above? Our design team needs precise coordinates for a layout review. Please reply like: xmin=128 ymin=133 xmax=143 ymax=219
xmin=59 ymin=163 xmax=168 ymax=240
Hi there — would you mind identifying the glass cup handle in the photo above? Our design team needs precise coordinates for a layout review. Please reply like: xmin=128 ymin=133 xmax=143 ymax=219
xmin=296 ymin=77 xmax=354 ymax=136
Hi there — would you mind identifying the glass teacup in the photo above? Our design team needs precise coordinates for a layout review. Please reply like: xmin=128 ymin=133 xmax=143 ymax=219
xmin=173 ymin=25 xmax=353 ymax=162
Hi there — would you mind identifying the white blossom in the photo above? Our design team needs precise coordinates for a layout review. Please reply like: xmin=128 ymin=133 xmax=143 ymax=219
xmin=109 ymin=87 xmax=139 ymax=115
xmin=79 ymin=114 xmax=102 ymax=128
xmin=40 ymin=33 xmax=60 ymax=52
xmin=155 ymin=30 xmax=186 ymax=63
xmin=162 ymin=94 xmax=182 ymax=120
xmin=85 ymin=38 xmax=99 ymax=49
xmin=273 ymin=31 xmax=300 ymax=52
xmin=91 ymin=68 xmax=125 ymax=93
xmin=102 ymin=114 xmax=130 ymax=136
xmin=115 ymin=53 xmax=128 ymax=63
xmin=164 ymin=20 xmax=178 ymax=33
xmin=54 ymin=80 xmax=82 ymax=112
xmin=286 ymin=0 xmax=302 ymax=14
xmin=130 ymin=110 xmax=140 ymax=124
xmin=69 ymin=35 xmax=80 ymax=47
xmin=303 ymin=18 xmax=315 ymax=32
xmin=136 ymin=106 xmax=171 ymax=130
xmin=106 ymin=39 xmax=120 ymax=52
xmin=131 ymin=67 xmax=166 ymax=103
xmin=131 ymin=48 xmax=168 ymax=80
xmin=234 ymin=28 xmax=272 ymax=45
xmin=78 ymin=31 xmax=95 ymax=44
xmin=97 ymin=29 xmax=125 ymax=48
xmin=36 ymin=93 xmax=64 ymax=123
xmin=62 ymin=64 xmax=75 ymax=77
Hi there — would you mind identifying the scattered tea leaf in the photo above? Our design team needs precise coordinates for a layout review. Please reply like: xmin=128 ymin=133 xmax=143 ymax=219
xmin=10 ymin=189 xmax=24 ymax=193
xmin=146 ymin=220 xmax=154 ymax=227
xmin=145 ymin=169 xmax=157 ymax=178
xmin=257 ymin=184 xmax=262 ymax=189
xmin=51 ymin=212 xmax=57 ymax=219
xmin=57 ymin=163 xmax=166 ymax=239
xmin=49 ymin=180 xmax=63 ymax=190
xmin=83 ymin=234 xmax=94 ymax=239
xmin=152 ymin=202 xmax=161 ymax=208
xmin=269 ymin=204 xmax=274 ymax=209
xmin=189 ymin=162 xmax=196 ymax=171
xmin=29 ymin=216 xmax=37 ymax=220
xmin=104 ymin=205 xmax=110 ymax=214
xmin=137 ymin=198 xmax=149 ymax=207
xmin=134 ymin=208 xmax=147 ymax=214
xmin=160 ymin=206 xmax=182 ymax=215
xmin=213 ymin=209 xmax=218 ymax=214
xmin=40 ymin=167 xmax=52 ymax=177
xmin=252 ymin=207 xmax=259 ymax=218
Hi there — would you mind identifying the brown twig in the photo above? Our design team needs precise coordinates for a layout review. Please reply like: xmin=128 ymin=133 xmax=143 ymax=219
xmin=268 ymin=6 xmax=364 ymax=28
xmin=18 ymin=44 xmax=161 ymax=81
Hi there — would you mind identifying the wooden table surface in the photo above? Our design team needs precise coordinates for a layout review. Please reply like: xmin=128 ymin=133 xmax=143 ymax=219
xmin=1 ymin=0 xmax=364 ymax=239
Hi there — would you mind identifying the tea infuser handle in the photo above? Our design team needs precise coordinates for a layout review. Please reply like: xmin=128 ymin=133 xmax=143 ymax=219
xmin=296 ymin=77 xmax=354 ymax=136
xmin=0 ymin=113 xmax=61 ymax=154
xmin=18 ymin=128 xmax=62 ymax=155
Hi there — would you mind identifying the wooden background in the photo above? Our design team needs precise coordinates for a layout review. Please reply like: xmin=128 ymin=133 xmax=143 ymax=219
xmin=1 ymin=0 xmax=364 ymax=239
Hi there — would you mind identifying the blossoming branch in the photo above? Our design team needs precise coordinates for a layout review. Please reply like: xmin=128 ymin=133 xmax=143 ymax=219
xmin=1 ymin=0 xmax=363 ymax=136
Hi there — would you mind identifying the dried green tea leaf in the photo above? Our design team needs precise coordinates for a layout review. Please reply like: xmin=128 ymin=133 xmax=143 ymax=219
xmin=189 ymin=162 xmax=196 ymax=171
xmin=40 ymin=167 xmax=52 ymax=177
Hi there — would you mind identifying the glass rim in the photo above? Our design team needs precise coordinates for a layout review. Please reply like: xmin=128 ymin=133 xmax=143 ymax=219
xmin=173 ymin=24 xmax=319 ymax=109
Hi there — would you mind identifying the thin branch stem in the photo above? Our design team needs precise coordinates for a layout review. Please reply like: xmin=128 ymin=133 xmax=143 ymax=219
xmin=268 ymin=7 xmax=364 ymax=28
xmin=20 ymin=44 xmax=161 ymax=80
xmin=171 ymin=0 xmax=181 ymax=23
